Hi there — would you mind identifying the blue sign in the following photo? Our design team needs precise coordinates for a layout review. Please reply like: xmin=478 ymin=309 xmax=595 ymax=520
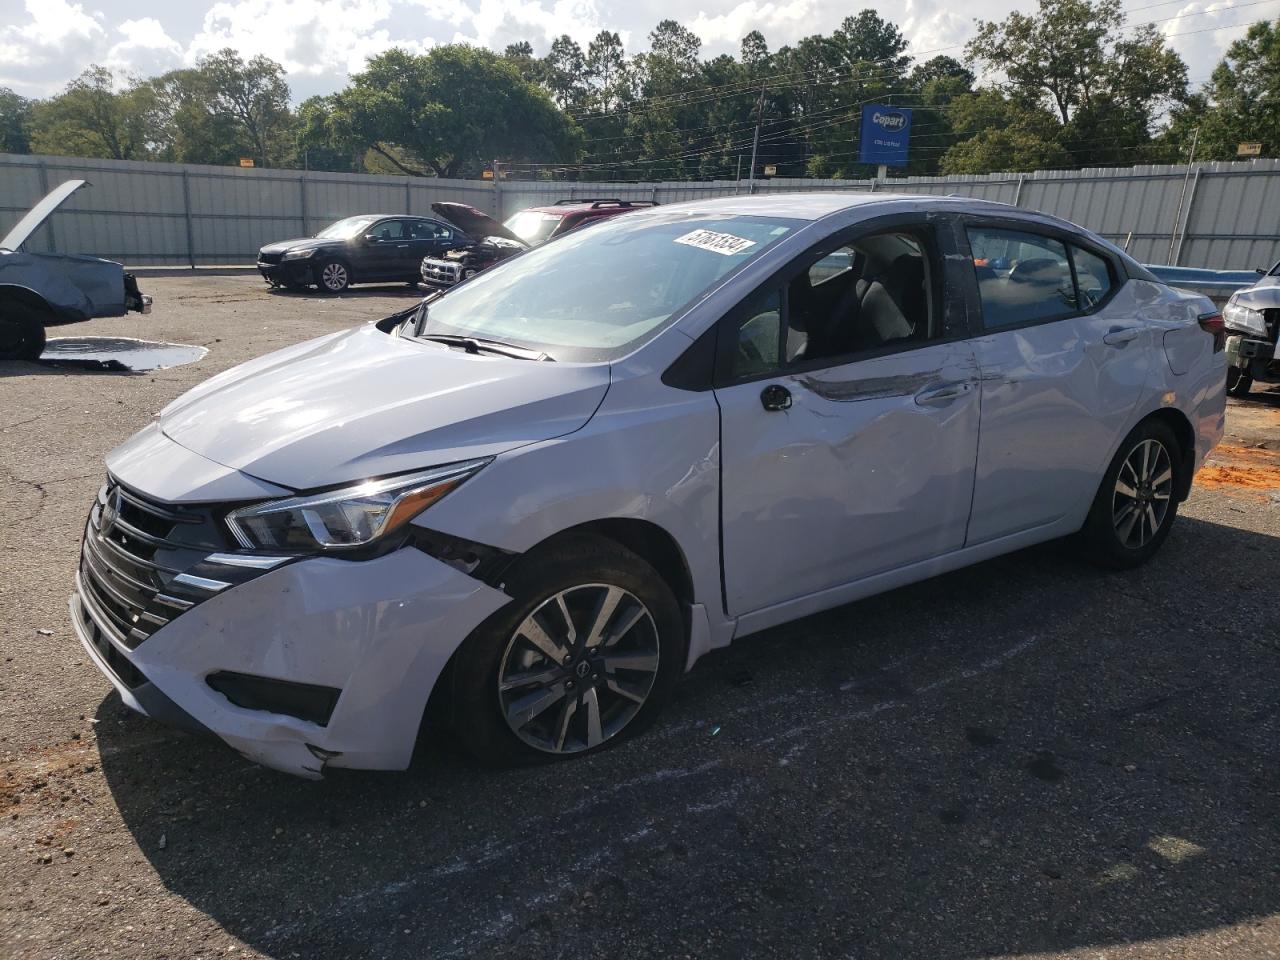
xmin=859 ymin=104 xmax=912 ymax=168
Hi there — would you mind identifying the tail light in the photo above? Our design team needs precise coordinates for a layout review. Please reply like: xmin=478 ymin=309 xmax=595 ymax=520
xmin=1198 ymin=311 xmax=1225 ymax=352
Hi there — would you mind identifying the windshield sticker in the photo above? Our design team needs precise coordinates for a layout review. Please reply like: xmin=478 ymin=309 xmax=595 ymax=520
xmin=674 ymin=229 xmax=758 ymax=256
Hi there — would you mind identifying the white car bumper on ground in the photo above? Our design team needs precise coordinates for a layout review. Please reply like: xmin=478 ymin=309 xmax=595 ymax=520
xmin=71 ymin=509 xmax=510 ymax=778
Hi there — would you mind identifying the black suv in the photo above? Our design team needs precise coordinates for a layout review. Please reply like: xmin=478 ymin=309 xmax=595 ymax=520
xmin=257 ymin=215 xmax=463 ymax=293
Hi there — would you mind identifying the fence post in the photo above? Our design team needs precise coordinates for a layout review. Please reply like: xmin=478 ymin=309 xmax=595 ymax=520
xmin=181 ymin=168 xmax=196 ymax=269
xmin=1013 ymin=174 xmax=1025 ymax=207
xmin=1172 ymin=167 xmax=1203 ymax=267
xmin=299 ymin=175 xmax=309 ymax=236
xmin=36 ymin=159 xmax=55 ymax=253
xmin=405 ymin=178 xmax=412 ymax=216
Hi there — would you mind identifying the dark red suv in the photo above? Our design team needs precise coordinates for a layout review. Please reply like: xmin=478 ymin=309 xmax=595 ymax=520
xmin=502 ymin=199 xmax=658 ymax=246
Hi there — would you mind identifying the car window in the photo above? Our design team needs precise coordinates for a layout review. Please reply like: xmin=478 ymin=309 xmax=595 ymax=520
xmin=410 ymin=220 xmax=452 ymax=240
xmin=727 ymin=229 xmax=935 ymax=378
xmin=1071 ymin=246 xmax=1113 ymax=308
xmin=418 ymin=212 xmax=801 ymax=362
xmin=967 ymin=227 xmax=1077 ymax=328
xmin=368 ymin=220 xmax=407 ymax=242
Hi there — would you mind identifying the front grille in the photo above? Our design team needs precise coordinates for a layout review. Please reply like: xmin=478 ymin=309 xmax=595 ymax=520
xmin=78 ymin=480 xmax=229 ymax=650
xmin=421 ymin=258 xmax=460 ymax=286
xmin=73 ymin=592 xmax=148 ymax=689
xmin=258 ymin=251 xmax=283 ymax=265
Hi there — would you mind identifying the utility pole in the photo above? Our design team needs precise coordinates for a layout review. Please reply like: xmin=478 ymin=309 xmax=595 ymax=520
xmin=493 ymin=158 xmax=503 ymax=220
xmin=1167 ymin=126 xmax=1199 ymax=265
xmin=747 ymin=83 xmax=766 ymax=195
xmin=735 ymin=154 xmax=743 ymax=193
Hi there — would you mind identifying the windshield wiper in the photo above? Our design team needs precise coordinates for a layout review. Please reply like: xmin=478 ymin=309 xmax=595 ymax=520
xmin=419 ymin=334 xmax=554 ymax=362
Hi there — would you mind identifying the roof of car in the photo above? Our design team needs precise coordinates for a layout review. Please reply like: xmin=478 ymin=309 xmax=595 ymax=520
xmin=649 ymin=191 xmax=1021 ymax=222
xmin=523 ymin=199 xmax=658 ymax=214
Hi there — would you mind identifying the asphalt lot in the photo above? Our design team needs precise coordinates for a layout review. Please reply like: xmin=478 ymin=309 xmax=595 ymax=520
xmin=2 ymin=273 xmax=1279 ymax=960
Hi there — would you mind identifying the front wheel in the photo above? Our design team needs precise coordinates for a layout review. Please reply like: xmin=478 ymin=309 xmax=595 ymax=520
xmin=451 ymin=535 xmax=685 ymax=765
xmin=315 ymin=259 xmax=350 ymax=293
xmin=1226 ymin=366 xmax=1252 ymax=398
xmin=0 ymin=302 xmax=48 ymax=361
xmin=1078 ymin=419 xmax=1181 ymax=569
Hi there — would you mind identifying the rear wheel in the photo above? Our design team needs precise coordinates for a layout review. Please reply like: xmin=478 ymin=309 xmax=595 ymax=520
xmin=1079 ymin=418 xmax=1181 ymax=569
xmin=0 ymin=302 xmax=48 ymax=361
xmin=451 ymin=535 xmax=685 ymax=765
xmin=1226 ymin=366 xmax=1252 ymax=398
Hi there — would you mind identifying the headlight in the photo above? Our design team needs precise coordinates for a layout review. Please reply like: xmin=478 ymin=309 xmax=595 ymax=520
xmin=225 ymin=459 xmax=489 ymax=552
xmin=1223 ymin=299 xmax=1267 ymax=336
xmin=282 ymin=248 xmax=316 ymax=261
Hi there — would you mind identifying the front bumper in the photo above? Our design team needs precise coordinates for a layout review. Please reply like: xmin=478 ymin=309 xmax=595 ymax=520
xmin=257 ymin=259 xmax=314 ymax=286
xmin=420 ymin=257 xmax=462 ymax=290
xmin=1225 ymin=333 xmax=1279 ymax=379
xmin=72 ymin=501 xmax=510 ymax=778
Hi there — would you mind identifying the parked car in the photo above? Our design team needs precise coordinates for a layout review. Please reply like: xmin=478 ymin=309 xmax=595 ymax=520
xmin=257 ymin=214 xmax=463 ymax=293
xmin=419 ymin=202 xmax=527 ymax=290
xmin=1222 ymin=262 xmax=1280 ymax=396
xmin=0 ymin=179 xmax=152 ymax=361
xmin=504 ymin=199 xmax=659 ymax=247
xmin=73 ymin=194 xmax=1225 ymax=778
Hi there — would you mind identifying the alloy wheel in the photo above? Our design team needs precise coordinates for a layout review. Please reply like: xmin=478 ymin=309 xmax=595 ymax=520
xmin=321 ymin=262 xmax=348 ymax=291
xmin=1112 ymin=438 xmax=1173 ymax=549
xmin=497 ymin=584 xmax=660 ymax=755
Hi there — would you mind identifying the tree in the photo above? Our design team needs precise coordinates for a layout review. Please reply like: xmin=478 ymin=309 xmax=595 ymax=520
xmin=966 ymin=0 xmax=1188 ymax=167
xmin=312 ymin=46 xmax=581 ymax=178
xmin=585 ymin=31 xmax=627 ymax=111
xmin=0 ymin=88 xmax=32 ymax=153
xmin=194 ymin=49 xmax=294 ymax=167
xmin=941 ymin=89 xmax=1070 ymax=172
xmin=29 ymin=66 xmax=166 ymax=160
xmin=1189 ymin=20 xmax=1280 ymax=159
xmin=543 ymin=36 xmax=588 ymax=109
xmin=741 ymin=31 xmax=770 ymax=70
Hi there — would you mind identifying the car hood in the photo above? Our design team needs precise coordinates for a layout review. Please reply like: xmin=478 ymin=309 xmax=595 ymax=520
xmin=1234 ymin=275 xmax=1280 ymax=310
xmin=1 ymin=179 xmax=88 ymax=251
xmin=157 ymin=323 xmax=610 ymax=491
xmin=258 ymin=237 xmax=338 ymax=256
xmin=432 ymin=202 xmax=526 ymax=246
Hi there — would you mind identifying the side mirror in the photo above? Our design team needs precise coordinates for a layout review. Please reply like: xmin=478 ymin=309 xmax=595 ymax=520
xmin=364 ymin=234 xmax=378 ymax=243
xmin=1257 ymin=267 xmax=1267 ymax=275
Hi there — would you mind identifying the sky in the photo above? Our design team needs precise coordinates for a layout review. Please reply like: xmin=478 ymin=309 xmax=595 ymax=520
xmin=0 ymin=0 xmax=1270 ymax=102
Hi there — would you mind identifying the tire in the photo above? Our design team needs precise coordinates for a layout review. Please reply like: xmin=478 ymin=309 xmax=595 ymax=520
xmin=315 ymin=259 xmax=351 ymax=293
xmin=1226 ymin=366 xmax=1252 ymax=398
xmin=451 ymin=534 xmax=685 ymax=765
xmin=1078 ymin=418 xmax=1182 ymax=569
xmin=0 ymin=302 xmax=48 ymax=361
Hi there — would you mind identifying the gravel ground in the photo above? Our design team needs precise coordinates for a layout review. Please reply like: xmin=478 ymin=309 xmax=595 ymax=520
xmin=2 ymin=274 xmax=1279 ymax=960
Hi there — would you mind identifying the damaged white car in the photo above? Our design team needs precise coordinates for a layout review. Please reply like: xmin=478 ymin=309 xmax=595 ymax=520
xmin=73 ymin=194 xmax=1224 ymax=778
xmin=0 ymin=179 xmax=152 ymax=361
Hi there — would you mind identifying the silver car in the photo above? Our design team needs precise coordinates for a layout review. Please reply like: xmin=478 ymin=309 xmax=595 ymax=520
xmin=71 ymin=194 xmax=1226 ymax=777
xmin=1222 ymin=263 xmax=1280 ymax=396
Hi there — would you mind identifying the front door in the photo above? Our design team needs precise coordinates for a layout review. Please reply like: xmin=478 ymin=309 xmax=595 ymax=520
xmin=359 ymin=218 xmax=411 ymax=280
xmin=714 ymin=219 xmax=981 ymax=616
xmin=961 ymin=223 xmax=1152 ymax=544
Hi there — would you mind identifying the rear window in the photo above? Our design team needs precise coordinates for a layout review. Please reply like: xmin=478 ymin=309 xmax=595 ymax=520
xmin=967 ymin=227 xmax=1116 ymax=328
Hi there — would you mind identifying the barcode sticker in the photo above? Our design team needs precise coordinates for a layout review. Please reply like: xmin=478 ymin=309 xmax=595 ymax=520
xmin=674 ymin=229 xmax=758 ymax=256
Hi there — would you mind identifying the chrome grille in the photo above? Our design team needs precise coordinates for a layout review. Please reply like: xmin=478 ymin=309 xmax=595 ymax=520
xmin=78 ymin=480 xmax=228 ymax=650
xmin=421 ymin=258 xmax=460 ymax=287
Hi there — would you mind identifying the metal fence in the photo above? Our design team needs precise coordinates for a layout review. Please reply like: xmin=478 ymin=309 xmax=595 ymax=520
xmin=3 ymin=152 xmax=1279 ymax=270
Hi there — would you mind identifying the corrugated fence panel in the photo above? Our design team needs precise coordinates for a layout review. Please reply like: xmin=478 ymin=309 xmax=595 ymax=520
xmin=3 ymin=152 xmax=1280 ymax=269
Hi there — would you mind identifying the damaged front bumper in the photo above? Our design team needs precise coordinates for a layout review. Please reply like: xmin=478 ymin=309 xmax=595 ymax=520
xmin=71 ymin=481 xmax=510 ymax=779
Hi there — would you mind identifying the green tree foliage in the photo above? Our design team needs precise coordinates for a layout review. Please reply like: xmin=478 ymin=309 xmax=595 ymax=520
xmin=0 ymin=88 xmax=33 ymax=154
xmin=29 ymin=67 xmax=166 ymax=160
xmin=1186 ymin=20 xmax=1280 ymax=159
xmin=307 ymin=46 xmax=580 ymax=178
xmin=965 ymin=0 xmax=1187 ymax=167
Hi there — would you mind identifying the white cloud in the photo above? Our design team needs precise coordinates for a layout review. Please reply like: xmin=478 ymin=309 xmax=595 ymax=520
xmin=1158 ymin=1 xmax=1253 ymax=86
xmin=424 ymin=0 xmax=613 ymax=54
xmin=0 ymin=0 xmax=105 ymax=92
xmin=687 ymin=0 xmax=813 ymax=48
xmin=105 ymin=18 xmax=185 ymax=79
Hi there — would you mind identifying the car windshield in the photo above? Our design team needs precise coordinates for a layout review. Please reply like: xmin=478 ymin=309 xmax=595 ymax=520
xmin=505 ymin=210 xmax=564 ymax=245
xmin=316 ymin=216 xmax=380 ymax=240
xmin=416 ymin=211 xmax=801 ymax=362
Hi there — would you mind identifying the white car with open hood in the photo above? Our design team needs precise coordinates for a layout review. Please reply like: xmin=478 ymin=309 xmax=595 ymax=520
xmin=72 ymin=194 xmax=1225 ymax=777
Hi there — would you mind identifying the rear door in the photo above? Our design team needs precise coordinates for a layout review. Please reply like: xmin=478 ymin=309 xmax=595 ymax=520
xmin=713 ymin=216 xmax=981 ymax=615
xmin=961 ymin=221 xmax=1152 ymax=543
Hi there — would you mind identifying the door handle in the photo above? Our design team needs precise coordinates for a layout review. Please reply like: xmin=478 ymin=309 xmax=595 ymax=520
xmin=397 ymin=244 xmax=410 ymax=249
xmin=760 ymin=384 xmax=792 ymax=411
xmin=914 ymin=381 xmax=973 ymax=406
xmin=1103 ymin=326 xmax=1142 ymax=346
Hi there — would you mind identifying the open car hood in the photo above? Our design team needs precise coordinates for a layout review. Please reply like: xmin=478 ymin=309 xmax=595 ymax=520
xmin=1 ymin=179 xmax=88 ymax=251
xmin=431 ymin=201 xmax=526 ymax=246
